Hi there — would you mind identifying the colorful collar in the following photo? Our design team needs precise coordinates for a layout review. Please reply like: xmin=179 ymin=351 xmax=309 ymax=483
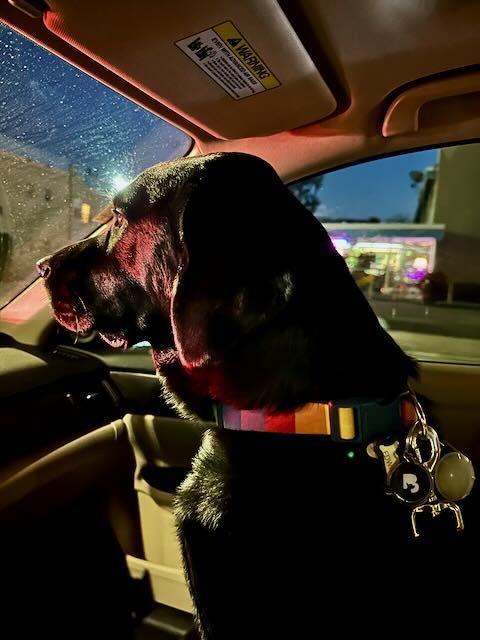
xmin=215 ymin=393 xmax=415 ymax=444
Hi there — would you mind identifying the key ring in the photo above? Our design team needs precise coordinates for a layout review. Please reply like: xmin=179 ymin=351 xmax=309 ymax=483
xmin=404 ymin=422 xmax=441 ymax=472
xmin=408 ymin=388 xmax=428 ymax=439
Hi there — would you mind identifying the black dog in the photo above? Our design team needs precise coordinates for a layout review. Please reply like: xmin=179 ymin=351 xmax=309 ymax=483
xmin=39 ymin=153 xmax=478 ymax=638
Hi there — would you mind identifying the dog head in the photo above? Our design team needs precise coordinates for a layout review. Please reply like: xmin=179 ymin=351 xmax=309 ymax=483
xmin=39 ymin=153 xmax=414 ymax=417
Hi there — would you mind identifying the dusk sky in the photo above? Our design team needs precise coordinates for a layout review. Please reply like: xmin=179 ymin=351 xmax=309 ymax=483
xmin=316 ymin=149 xmax=438 ymax=221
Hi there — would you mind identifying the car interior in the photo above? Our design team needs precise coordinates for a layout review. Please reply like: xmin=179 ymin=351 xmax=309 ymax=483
xmin=0 ymin=0 xmax=480 ymax=637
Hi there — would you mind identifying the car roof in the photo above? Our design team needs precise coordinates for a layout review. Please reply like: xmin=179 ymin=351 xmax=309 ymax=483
xmin=1 ymin=0 xmax=480 ymax=180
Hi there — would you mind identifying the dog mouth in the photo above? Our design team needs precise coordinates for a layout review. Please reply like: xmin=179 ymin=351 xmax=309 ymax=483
xmin=54 ymin=302 xmax=129 ymax=348
xmin=50 ymin=294 xmax=94 ymax=335
xmin=47 ymin=283 xmax=136 ymax=350
xmin=97 ymin=332 xmax=129 ymax=349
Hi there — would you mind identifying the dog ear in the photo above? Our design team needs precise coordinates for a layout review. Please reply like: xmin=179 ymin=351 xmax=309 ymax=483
xmin=169 ymin=154 xmax=302 ymax=368
xmin=171 ymin=264 xmax=294 ymax=368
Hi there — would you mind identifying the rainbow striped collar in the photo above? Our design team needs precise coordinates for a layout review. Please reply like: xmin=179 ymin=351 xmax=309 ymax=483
xmin=215 ymin=393 xmax=414 ymax=444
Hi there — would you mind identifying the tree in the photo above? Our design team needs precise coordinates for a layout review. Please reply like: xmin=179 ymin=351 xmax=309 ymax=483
xmin=289 ymin=174 xmax=324 ymax=213
xmin=409 ymin=170 xmax=424 ymax=188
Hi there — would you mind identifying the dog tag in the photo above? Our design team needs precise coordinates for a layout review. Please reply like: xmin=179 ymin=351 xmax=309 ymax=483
xmin=434 ymin=452 xmax=475 ymax=502
xmin=389 ymin=461 xmax=433 ymax=505
xmin=372 ymin=439 xmax=401 ymax=482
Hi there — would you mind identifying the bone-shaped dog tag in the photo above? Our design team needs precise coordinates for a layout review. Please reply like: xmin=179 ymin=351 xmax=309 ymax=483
xmin=371 ymin=439 xmax=401 ymax=484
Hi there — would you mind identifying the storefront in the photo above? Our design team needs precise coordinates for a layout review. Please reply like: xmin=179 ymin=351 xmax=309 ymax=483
xmin=324 ymin=223 xmax=445 ymax=299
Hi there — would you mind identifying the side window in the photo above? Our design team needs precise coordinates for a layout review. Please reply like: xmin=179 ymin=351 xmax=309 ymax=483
xmin=0 ymin=24 xmax=191 ymax=311
xmin=289 ymin=144 xmax=480 ymax=364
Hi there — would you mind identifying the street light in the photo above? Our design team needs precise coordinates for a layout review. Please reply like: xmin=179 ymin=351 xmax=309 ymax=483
xmin=112 ymin=175 xmax=130 ymax=192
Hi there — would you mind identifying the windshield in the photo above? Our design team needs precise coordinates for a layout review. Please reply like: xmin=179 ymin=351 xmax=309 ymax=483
xmin=0 ymin=23 xmax=191 ymax=309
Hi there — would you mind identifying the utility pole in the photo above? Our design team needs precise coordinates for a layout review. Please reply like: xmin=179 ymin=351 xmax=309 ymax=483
xmin=67 ymin=164 xmax=74 ymax=242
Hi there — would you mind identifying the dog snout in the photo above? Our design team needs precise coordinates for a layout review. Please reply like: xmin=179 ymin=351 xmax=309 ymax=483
xmin=36 ymin=256 xmax=52 ymax=279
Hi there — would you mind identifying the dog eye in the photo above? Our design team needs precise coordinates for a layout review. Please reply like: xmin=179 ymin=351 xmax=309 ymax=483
xmin=111 ymin=207 xmax=126 ymax=228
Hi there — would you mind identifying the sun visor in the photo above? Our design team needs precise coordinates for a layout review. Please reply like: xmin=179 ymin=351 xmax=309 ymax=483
xmin=44 ymin=0 xmax=336 ymax=140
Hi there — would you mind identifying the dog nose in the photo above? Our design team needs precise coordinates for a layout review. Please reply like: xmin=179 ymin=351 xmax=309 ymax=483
xmin=36 ymin=257 xmax=51 ymax=279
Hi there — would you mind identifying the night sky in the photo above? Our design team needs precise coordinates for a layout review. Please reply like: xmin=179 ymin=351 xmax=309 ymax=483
xmin=0 ymin=23 xmax=191 ymax=196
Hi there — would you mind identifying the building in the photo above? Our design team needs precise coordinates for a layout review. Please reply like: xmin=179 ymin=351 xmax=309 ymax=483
xmin=325 ymin=145 xmax=480 ymax=304
xmin=0 ymin=150 xmax=107 ymax=286
xmin=416 ymin=145 xmax=480 ymax=286
xmin=325 ymin=222 xmax=445 ymax=299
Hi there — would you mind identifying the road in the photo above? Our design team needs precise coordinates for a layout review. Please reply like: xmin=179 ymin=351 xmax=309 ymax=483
xmin=371 ymin=299 xmax=480 ymax=340
xmin=369 ymin=298 xmax=480 ymax=363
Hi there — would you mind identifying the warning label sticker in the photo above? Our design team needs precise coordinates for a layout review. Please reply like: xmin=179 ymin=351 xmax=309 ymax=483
xmin=175 ymin=21 xmax=281 ymax=100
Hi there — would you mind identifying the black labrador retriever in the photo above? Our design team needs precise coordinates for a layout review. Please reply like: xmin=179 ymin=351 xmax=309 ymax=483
xmin=39 ymin=153 xmax=478 ymax=639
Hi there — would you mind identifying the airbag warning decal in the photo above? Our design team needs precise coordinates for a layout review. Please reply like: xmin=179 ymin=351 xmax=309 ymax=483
xmin=176 ymin=21 xmax=280 ymax=100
